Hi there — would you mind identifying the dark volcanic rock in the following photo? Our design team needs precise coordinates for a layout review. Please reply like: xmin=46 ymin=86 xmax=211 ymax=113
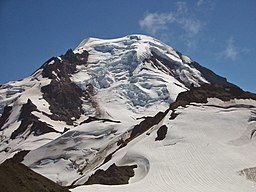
xmin=155 ymin=125 xmax=168 ymax=141
xmin=80 ymin=116 xmax=121 ymax=124
xmin=41 ymin=80 xmax=84 ymax=125
xmin=0 ymin=159 xmax=70 ymax=192
xmin=130 ymin=109 xmax=170 ymax=139
xmin=41 ymin=49 xmax=88 ymax=79
xmin=84 ymin=163 xmax=137 ymax=185
xmin=10 ymin=150 xmax=30 ymax=163
xmin=40 ymin=49 xmax=91 ymax=125
xmin=168 ymin=84 xmax=256 ymax=127
xmin=0 ymin=105 xmax=12 ymax=130
xmin=11 ymin=99 xmax=58 ymax=139
xmin=171 ymin=84 xmax=256 ymax=110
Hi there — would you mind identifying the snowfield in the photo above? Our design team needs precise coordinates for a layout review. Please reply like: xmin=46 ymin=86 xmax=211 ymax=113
xmin=72 ymin=99 xmax=256 ymax=192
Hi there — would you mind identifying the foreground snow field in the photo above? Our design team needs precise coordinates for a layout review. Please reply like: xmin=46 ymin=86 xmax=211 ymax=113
xmin=72 ymin=99 xmax=256 ymax=192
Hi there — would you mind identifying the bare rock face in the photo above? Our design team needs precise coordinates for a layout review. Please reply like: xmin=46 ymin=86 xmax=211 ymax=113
xmin=0 ymin=106 xmax=12 ymax=130
xmin=41 ymin=49 xmax=88 ymax=79
xmin=130 ymin=109 xmax=170 ymax=140
xmin=171 ymin=84 xmax=256 ymax=109
xmin=41 ymin=49 xmax=90 ymax=125
xmin=84 ymin=163 xmax=137 ymax=185
xmin=11 ymin=99 xmax=58 ymax=139
xmin=0 ymin=159 xmax=70 ymax=192
xmin=41 ymin=80 xmax=84 ymax=125
xmin=155 ymin=125 xmax=168 ymax=141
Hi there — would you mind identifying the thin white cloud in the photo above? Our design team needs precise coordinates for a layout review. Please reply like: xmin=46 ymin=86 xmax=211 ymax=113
xmin=223 ymin=37 xmax=238 ymax=60
xmin=139 ymin=1 xmax=202 ymax=40
xmin=139 ymin=12 xmax=175 ymax=35
xmin=217 ymin=37 xmax=250 ymax=61
xmin=180 ymin=17 xmax=201 ymax=36
xmin=196 ymin=0 xmax=215 ymax=9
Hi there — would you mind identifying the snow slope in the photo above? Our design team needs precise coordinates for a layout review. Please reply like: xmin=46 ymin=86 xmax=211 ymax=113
xmin=72 ymin=99 xmax=256 ymax=192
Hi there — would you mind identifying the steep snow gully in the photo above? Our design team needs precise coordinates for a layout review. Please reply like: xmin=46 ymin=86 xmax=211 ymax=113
xmin=0 ymin=34 xmax=255 ymax=192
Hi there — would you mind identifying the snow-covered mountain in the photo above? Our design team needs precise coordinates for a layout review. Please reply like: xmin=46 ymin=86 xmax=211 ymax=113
xmin=0 ymin=34 xmax=255 ymax=192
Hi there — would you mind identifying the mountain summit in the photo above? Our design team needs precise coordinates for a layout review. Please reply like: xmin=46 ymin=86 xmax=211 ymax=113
xmin=0 ymin=34 xmax=255 ymax=192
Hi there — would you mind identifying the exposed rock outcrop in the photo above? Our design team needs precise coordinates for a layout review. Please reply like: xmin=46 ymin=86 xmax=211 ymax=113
xmin=0 ymin=106 xmax=12 ymax=130
xmin=155 ymin=125 xmax=168 ymax=141
xmin=171 ymin=84 xmax=256 ymax=110
xmin=84 ymin=163 xmax=137 ymax=185
xmin=11 ymin=99 xmax=58 ymax=139
xmin=41 ymin=49 xmax=90 ymax=125
xmin=0 ymin=159 xmax=70 ymax=192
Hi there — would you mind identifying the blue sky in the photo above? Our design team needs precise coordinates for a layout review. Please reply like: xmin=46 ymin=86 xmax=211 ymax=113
xmin=0 ymin=0 xmax=255 ymax=92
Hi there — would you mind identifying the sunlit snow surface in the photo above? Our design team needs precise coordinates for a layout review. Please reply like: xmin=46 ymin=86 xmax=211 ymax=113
xmin=72 ymin=99 xmax=256 ymax=192
xmin=72 ymin=34 xmax=195 ymax=119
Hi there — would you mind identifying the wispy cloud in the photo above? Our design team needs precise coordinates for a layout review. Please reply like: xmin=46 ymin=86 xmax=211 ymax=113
xmin=196 ymin=0 xmax=215 ymax=9
xmin=218 ymin=37 xmax=250 ymax=61
xmin=139 ymin=1 xmax=203 ymax=49
xmin=223 ymin=37 xmax=238 ymax=60
xmin=139 ymin=12 xmax=175 ymax=35
xmin=179 ymin=17 xmax=201 ymax=36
